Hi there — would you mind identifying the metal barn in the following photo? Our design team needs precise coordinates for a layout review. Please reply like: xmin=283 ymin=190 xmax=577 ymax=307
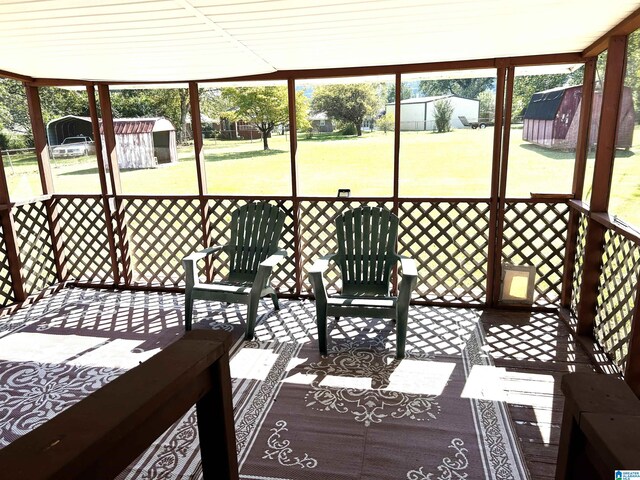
xmin=523 ymin=85 xmax=635 ymax=149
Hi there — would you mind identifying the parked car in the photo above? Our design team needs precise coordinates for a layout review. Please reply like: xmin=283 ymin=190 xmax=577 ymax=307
xmin=50 ymin=136 xmax=94 ymax=158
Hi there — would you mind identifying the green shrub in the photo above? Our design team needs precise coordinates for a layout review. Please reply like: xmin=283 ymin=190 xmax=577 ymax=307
xmin=434 ymin=99 xmax=454 ymax=133
xmin=340 ymin=123 xmax=357 ymax=136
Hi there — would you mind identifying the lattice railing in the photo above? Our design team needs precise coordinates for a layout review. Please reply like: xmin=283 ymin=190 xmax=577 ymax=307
xmin=502 ymin=201 xmax=569 ymax=306
xmin=593 ymin=229 xmax=640 ymax=373
xmin=0 ymin=222 xmax=15 ymax=307
xmin=122 ymin=198 xmax=203 ymax=286
xmin=399 ymin=201 xmax=490 ymax=303
xmin=570 ymin=211 xmax=589 ymax=320
xmin=13 ymin=200 xmax=58 ymax=295
xmin=51 ymin=196 xmax=113 ymax=284
xmin=205 ymin=198 xmax=296 ymax=294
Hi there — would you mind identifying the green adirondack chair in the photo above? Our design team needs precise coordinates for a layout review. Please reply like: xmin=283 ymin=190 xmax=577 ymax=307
xmin=309 ymin=206 xmax=418 ymax=359
xmin=182 ymin=201 xmax=287 ymax=340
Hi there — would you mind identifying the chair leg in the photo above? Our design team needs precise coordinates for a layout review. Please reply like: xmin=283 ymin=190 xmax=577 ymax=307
xmin=245 ymin=296 xmax=260 ymax=341
xmin=317 ymin=306 xmax=328 ymax=355
xmin=395 ymin=312 xmax=408 ymax=360
xmin=185 ymin=291 xmax=194 ymax=331
xmin=270 ymin=293 xmax=280 ymax=310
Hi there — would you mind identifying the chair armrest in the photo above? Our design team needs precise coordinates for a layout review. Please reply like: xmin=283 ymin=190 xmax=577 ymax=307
xmin=397 ymin=255 xmax=418 ymax=309
xmin=182 ymin=245 xmax=226 ymax=288
xmin=259 ymin=249 xmax=288 ymax=269
xmin=309 ymin=254 xmax=336 ymax=303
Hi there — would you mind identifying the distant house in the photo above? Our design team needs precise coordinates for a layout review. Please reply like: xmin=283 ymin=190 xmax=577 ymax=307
xmin=46 ymin=115 xmax=178 ymax=168
xmin=309 ymin=113 xmax=333 ymax=133
xmin=386 ymin=95 xmax=480 ymax=131
xmin=523 ymin=85 xmax=635 ymax=149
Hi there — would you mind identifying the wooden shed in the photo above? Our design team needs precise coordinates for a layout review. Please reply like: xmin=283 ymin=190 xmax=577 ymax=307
xmin=100 ymin=118 xmax=177 ymax=169
xmin=523 ymin=85 xmax=635 ymax=149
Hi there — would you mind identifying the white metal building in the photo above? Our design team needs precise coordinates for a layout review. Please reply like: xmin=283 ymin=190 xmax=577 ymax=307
xmin=387 ymin=95 xmax=480 ymax=131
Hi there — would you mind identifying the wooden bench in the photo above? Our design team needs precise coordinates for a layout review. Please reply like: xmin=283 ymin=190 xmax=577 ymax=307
xmin=556 ymin=372 xmax=640 ymax=479
xmin=0 ymin=329 xmax=238 ymax=480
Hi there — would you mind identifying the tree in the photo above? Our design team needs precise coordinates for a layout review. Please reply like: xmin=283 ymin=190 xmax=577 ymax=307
xmin=433 ymin=99 xmax=454 ymax=133
xmin=478 ymin=90 xmax=496 ymax=122
xmin=311 ymin=84 xmax=379 ymax=136
xmin=420 ymin=78 xmax=494 ymax=99
xmin=378 ymin=111 xmax=394 ymax=134
xmin=110 ymin=88 xmax=191 ymax=143
xmin=385 ymin=83 xmax=412 ymax=103
xmin=220 ymin=86 xmax=309 ymax=150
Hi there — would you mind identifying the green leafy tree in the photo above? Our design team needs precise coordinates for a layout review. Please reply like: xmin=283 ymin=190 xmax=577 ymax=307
xmin=378 ymin=111 xmax=394 ymax=133
xmin=110 ymin=88 xmax=191 ymax=143
xmin=220 ymin=86 xmax=309 ymax=150
xmin=433 ymin=99 xmax=454 ymax=133
xmin=311 ymin=84 xmax=379 ymax=136
xmin=385 ymin=84 xmax=412 ymax=103
xmin=478 ymin=90 xmax=496 ymax=122
xmin=420 ymin=78 xmax=493 ymax=99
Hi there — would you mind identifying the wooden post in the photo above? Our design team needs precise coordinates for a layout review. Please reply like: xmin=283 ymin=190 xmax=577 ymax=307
xmin=491 ymin=66 xmax=514 ymax=306
xmin=486 ymin=65 xmax=507 ymax=306
xmin=392 ymin=73 xmax=402 ymax=294
xmin=625 ymin=284 xmax=640 ymax=397
xmin=97 ymin=84 xmax=131 ymax=285
xmin=87 ymin=85 xmax=121 ymax=285
xmin=25 ymin=84 xmax=68 ymax=283
xmin=0 ymin=150 xmax=26 ymax=302
xmin=560 ymin=59 xmax=596 ymax=308
xmin=576 ymin=36 xmax=627 ymax=336
xmin=287 ymin=78 xmax=302 ymax=296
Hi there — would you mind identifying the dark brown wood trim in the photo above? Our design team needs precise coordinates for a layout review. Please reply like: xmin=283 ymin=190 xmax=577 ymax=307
xmin=624 ymin=283 xmax=640 ymax=396
xmin=87 ymin=86 xmax=121 ymax=285
xmin=0 ymin=151 xmax=26 ymax=302
xmin=0 ymin=329 xmax=238 ymax=480
xmin=576 ymin=36 xmax=628 ymax=336
xmin=0 ymin=69 xmax=33 ymax=83
xmin=97 ymin=85 xmax=122 ymax=196
xmin=487 ymin=66 xmax=507 ymax=307
xmin=572 ymin=59 xmax=597 ymax=200
xmin=287 ymin=78 xmax=302 ymax=296
xmin=583 ymin=6 xmax=640 ymax=57
xmin=189 ymin=82 xmax=208 ymax=196
xmin=393 ymin=73 xmax=402 ymax=207
xmin=569 ymin=199 xmax=591 ymax=215
xmin=492 ymin=67 xmax=515 ymax=306
xmin=25 ymin=85 xmax=53 ymax=195
xmin=590 ymin=212 xmax=640 ymax=244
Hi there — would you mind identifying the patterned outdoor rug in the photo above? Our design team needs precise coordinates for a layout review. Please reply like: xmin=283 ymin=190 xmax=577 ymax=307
xmin=0 ymin=288 xmax=529 ymax=479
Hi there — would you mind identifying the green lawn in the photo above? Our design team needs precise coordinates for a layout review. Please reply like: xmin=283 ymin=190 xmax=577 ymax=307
xmin=3 ymin=126 xmax=639 ymax=225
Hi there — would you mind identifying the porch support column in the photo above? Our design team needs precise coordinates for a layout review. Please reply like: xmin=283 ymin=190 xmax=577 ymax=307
xmin=0 ymin=151 xmax=26 ymax=302
xmin=392 ymin=73 xmax=402 ymax=293
xmin=87 ymin=85 xmax=121 ymax=285
xmin=287 ymin=78 xmax=302 ymax=296
xmin=561 ymin=59 xmax=596 ymax=308
xmin=487 ymin=65 xmax=507 ymax=306
xmin=25 ymin=84 xmax=67 ymax=283
xmin=576 ymin=36 xmax=627 ymax=336
xmin=98 ymin=84 xmax=131 ymax=285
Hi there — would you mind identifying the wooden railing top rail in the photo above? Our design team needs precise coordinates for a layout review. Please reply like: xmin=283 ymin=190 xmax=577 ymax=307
xmin=568 ymin=199 xmax=591 ymax=215
xmin=591 ymin=212 xmax=640 ymax=245
xmin=0 ymin=330 xmax=238 ymax=480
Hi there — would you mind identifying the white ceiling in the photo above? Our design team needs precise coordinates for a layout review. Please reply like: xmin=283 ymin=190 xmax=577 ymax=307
xmin=0 ymin=0 xmax=638 ymax=83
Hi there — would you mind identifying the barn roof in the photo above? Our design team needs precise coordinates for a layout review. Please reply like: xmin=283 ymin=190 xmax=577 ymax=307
xmin=98 ymin=118 xmax=176 ymax=135
xmin=0 ymin=1 xmax=638 ymax=83
xmin=523 ymin=85 xmax=582 ymax=120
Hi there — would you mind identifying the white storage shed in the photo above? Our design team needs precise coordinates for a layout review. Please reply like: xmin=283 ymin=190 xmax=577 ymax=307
xmin=387 ymin=95 xmax=480 ymax=131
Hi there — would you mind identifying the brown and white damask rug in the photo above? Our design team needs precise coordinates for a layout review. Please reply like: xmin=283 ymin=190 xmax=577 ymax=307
xmin=0 ymin=288 xmax=529 ymax=479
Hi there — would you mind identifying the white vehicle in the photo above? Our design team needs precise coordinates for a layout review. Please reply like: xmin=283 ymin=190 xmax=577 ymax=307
xmin=51 ymin=136 xmax=93 ymax=158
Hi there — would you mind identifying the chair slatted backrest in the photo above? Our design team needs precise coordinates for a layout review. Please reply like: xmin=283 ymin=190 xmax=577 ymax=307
xmin=336 ymin=206 xmax=398 ymax=296
xmin=228 ymin=202 xmax=286 ymax=280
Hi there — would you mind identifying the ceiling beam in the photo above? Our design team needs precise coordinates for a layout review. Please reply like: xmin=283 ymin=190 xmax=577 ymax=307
xmin=583 ymin=5 xmax=640 ymax=57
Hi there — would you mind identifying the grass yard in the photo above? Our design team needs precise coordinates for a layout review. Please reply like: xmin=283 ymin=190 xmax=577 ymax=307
xmin=3 ymin=126 xmax=638 ymax=225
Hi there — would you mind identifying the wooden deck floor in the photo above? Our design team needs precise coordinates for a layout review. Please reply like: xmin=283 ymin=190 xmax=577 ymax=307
xmin=0 ymin=287 xmax=616 ymax=479
xmin=479 ymin=310 xmax=600 ymax=479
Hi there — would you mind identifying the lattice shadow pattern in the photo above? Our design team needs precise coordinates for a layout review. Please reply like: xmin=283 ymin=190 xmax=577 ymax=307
xmin=52 ymin=196 xmax=113 ymax=284
xmin=299 ymin=200 xmax=392 ymax=294
xmin=0 ymin=222 xmax=15 ymax=307
xmin=399 ymin=201 xmax=489 ymax=303
xmin=13 ymin=200 xmax=57 ymax=295
xmin=123 ymin=198 xmax=203 ymax=286
xmin=593 ymin=229 xmax=640 ymax=373
xmin=502 ymin=201 xmax=569 ymax=307
xmin=205 ymin=199 xmax=296 ymax=295
xmin=569 ymin=212 xmax=588 ymax=324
